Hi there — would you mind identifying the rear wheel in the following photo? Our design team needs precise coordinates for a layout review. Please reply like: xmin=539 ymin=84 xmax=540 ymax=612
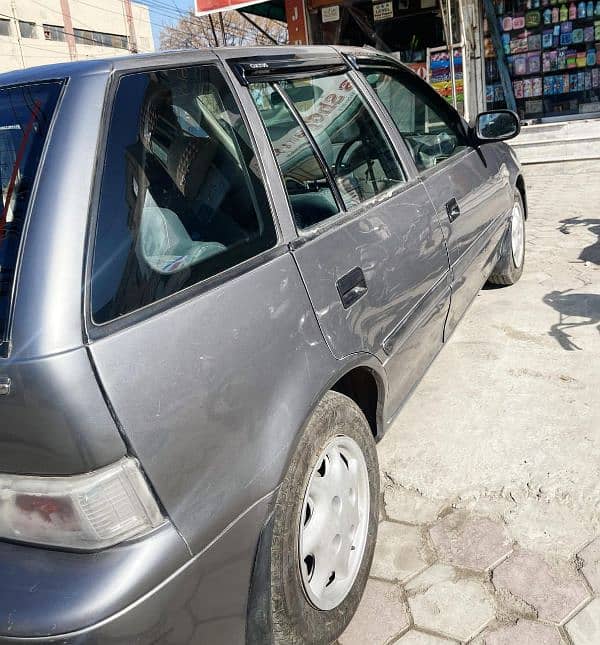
xmin=269 ymin=391 xmax=379 ymax=644
xmin=488 ymin=191 xmax=526 ymax=286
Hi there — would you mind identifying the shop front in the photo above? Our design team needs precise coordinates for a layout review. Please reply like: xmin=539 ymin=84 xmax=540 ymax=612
xmin=483 ymin=0 xmax=600 ymax=120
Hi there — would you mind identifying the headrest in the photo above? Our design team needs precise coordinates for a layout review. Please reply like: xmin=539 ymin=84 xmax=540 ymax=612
xmin=165 ymin=135 xmax=217 ymax=200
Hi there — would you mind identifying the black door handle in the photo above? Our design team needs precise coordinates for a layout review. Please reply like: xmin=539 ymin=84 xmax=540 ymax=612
xmin=336 ymin=267 xmax=367 ymax=309
xmin=446 ymin=198 xmax=461 ymax=222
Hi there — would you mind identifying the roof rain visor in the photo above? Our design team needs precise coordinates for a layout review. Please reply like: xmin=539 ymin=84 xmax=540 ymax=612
xmin=0 ymin=80 xmax=63 ymax=357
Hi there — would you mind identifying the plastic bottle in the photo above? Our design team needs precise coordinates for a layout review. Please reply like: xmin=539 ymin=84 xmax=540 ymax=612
xmin=560 ymin=3 xmax=568 ymax=20
xmin=552 ymin=5 xmax=560 ymax=20
xmin=578 ymin=0 xmax=587 ymax=16
xmin=569 ymin=1 xmax=577 ymax=16
xmin=587 ymin=0 xmax=594 ymax=15
xmin=595 ymin=0 xmax=600 ymax=15
xmin=544 ymin=7 xmax=553 ymax=21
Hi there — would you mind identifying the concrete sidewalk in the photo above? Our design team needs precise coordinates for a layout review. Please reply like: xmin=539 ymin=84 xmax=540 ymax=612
xmin=342 ymin=161 xmax=600 ymax=645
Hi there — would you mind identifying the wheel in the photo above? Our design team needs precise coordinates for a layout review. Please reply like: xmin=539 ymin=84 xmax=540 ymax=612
xmin=268 ymin=391 xmax=379 ymax=644
xmin=488 ymin=191 xmax=526 ymax=286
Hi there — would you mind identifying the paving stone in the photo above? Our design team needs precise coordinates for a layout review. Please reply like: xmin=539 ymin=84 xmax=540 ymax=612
xmin=478 ymin=619 xmax=562 ymax=645
xmin=429 ymin=512 xmax=512 ymax=571
xmin=408 ymin=578 xmax=495 ymax=641
xmin=370 ymin=521 xmax=429 ymax=582
xmin=393 ymin=630 xmax=456 ymax=644
xmin=492 ymin=551 xmax=589 ymax=623
xmin=339 ymin=579 xmax=409 ymax=645
xmin=578 ymin=538 xmax=600 ymax=592
xmin=405 ymin=563 xmax=459 ymax=595
xmin=565 ymin=598 xmax=600 ymax=645
xmin=384 ymin=487 xmax=446 ymax=525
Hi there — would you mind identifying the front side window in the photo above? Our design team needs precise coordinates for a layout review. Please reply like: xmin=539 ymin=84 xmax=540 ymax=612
xmin=0 ymin=81 xmax=63 ymax=346
xmin=364 ymin=66 xmax=469 ymax=171
xmin=91 ymin=65 xmax=276 ymax=324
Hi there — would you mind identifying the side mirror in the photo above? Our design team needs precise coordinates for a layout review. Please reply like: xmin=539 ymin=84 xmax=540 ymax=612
xmin=474 ymin=110 xmax=520 ymax=143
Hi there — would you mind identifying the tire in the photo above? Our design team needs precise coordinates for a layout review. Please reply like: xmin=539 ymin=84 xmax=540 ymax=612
xmin=487 ymin=190 xmax=526 ymax=286
xmin=268 ymin=391 xmax=379 ymax=645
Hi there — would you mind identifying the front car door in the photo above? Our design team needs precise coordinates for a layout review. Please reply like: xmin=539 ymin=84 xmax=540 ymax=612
xmin=231 ymin=53 xmax=452 ymax=416
xmin=355 ymin=54 xmax=514 ymax=334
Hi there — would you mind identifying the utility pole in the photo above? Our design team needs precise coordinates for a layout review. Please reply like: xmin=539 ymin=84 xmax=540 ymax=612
xmin=59 ymin=0 xmax=77 ymax=61
xmin=123 ymin=0 xmax=138 ymax=53
xmin=9 ymin=0 xmax=25 ymax=68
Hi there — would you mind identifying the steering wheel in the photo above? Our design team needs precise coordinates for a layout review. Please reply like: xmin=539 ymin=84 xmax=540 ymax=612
xmin=334 ymin=138 xmax=364 ymax=177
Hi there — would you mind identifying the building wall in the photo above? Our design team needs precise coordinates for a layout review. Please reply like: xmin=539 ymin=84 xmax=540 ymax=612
xmin=0 ymin=0 xmax=154 ymax=73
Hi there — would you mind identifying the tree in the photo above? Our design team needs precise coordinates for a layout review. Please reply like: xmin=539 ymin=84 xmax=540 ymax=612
xmin=159 ymin=9 xmax=288 ymax=49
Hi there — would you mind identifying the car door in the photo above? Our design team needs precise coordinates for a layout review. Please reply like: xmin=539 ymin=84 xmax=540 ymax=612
xmin=237 ymin=55 xmax=451 ymax=413
xmin=357 ymin=57 xmax=514 ymax=334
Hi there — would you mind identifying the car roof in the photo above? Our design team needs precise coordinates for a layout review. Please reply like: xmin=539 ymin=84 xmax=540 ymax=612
xmin=0 ymin=45 xmax=396 ymax=86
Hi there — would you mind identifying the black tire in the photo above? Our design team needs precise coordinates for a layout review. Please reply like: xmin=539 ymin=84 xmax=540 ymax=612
xmin=488 ymin=190 xmax=526 ymax=286
xmin=268 ymin=391 xmax=379 ymax=645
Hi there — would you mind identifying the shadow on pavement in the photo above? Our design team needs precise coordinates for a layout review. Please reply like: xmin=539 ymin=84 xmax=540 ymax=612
xmin=543 ymin=289 xmax=600 ymax=350
xmin=558 ymin=217 xmax=600 ymax=266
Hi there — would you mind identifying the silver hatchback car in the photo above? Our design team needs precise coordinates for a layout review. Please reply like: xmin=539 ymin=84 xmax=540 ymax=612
xmin=0 ymin=46 xmax=525 ymax=644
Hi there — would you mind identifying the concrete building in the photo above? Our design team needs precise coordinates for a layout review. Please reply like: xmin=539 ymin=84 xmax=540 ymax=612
xmin=0 ymin=0 xmax=154 ymax=73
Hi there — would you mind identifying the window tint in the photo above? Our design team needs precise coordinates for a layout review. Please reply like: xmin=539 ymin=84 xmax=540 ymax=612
xmin=91 ymin=65 xmax=276 ymax=324
xmin=281 ymin=74 xmax=405 ymax=209
xmin=0 ymin=81 xmax=63 ymax=346
xmin=251 ymin=83 xmax=340 ymax=229
xmin=364 ymin=67 xmax=469 ymax=171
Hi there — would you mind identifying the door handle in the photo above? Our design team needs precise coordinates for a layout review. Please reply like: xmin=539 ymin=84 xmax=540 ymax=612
xmin=446 ymin=198 xmax=461 ymax=222
xmin=336 ymin=267 xmax=367 ymax=309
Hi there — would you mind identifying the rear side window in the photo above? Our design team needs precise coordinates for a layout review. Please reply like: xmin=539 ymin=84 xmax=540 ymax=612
xmin=0 ymin=81 xmax=63 ymax=349
xmin=251 ymin=72 xmax=405 ymax=230
xmin=91 ymin=65 xmax=276 ymax=324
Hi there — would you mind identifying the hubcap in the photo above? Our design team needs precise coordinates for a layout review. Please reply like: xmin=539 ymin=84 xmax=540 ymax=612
xmin=298 ymin=435 xmax=370 ymax=610
xmin=511 ymin=201 xmax=525 ymax=268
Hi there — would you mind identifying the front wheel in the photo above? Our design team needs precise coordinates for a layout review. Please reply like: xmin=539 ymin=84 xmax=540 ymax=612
xmin=488 ymin=191 xmax=526 ymax=286
xmin=268 ymin=391 xmax=379 ymax=644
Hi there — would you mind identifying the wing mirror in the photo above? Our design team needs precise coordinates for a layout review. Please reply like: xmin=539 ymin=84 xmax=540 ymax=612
xmin=473 ymin=110 xmax=520 ymax=143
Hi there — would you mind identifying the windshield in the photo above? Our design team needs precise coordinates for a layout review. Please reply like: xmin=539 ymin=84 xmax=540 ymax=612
xmin=0 ymin=80 xmax=62 ymax=350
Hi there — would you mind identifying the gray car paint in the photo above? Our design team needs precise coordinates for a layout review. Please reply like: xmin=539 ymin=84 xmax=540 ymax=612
xmin=0 ymin=46 xmax=523 ymax=642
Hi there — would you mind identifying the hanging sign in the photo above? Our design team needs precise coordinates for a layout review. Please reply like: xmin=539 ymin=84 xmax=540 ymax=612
xmin=321 ymin=5 xmax=340 ymax=22
xmin=373 ymin=1 xmax=394 ymax=21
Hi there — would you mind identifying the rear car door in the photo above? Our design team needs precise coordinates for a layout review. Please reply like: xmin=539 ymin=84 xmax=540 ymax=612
xmin=357 ymin=58 xmax=513 ymax=332
xmin=238 ymin=55 xmax=451 ymax=411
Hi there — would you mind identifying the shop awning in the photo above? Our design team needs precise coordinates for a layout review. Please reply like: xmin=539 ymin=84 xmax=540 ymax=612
xmin=195 ymin=0 xmax=286 ymax=21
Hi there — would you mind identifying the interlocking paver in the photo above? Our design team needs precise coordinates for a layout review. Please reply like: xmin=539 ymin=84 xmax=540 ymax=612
xmin=384 ymin=486 xmax=446 ymax=525
xmin=429 ymin=512 xmax=512 ymax=571
xmin=404 ymin=563 xmax=459 ymax=595
xmin=409 ymin=578 xmax=495 ymax=641
xmin=370 ymin=521 xmax=429 ymax=582
xmin=478 ymin=619 xmax=562 ymax=644
xmin=492 ymin=551 xmax=589 ymax=623
xmin=339 ymin=579 xmax=409 ymax=645
xmin=578 ymin=538 xmax=600 ymax=592
xmin=565 ymin=598 xmax=600 ymax=645
xmin=393 ymin=630 xmax=456 ymax=644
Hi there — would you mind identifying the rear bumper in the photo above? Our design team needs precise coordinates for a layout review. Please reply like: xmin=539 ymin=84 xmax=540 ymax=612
xmin=0 ymin=494 xmax=273 ymax=644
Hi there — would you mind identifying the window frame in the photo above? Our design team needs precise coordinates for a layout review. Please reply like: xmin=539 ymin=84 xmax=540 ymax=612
xmin=84 ymin=60 xmax=285 ymax=340
xmin=354 ymin=56 xmax=475 ymax=179
xmin=0 ymin=78 xmax=67 ymax=359
xmin=246 ymin=67 xmax=415 ymax=240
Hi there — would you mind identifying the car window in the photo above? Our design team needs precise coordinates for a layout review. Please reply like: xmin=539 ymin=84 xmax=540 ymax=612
xmin=280 ymin=74 xmax=406 ymax=210
xmin=250 ymin=83 xmax=340 ymax=230
xmin=91 ymin=65 xmax=276 ymax=325
xmin=363 ymin=66 xmax=469 ymax=171
xmin=0 ymin=81 xmax=63 ymax=347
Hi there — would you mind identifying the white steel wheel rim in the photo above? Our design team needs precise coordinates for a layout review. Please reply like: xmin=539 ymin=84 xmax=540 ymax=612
xmin=298 ymin=434 xmax=370 ymax=611
xmin=511 ymin=201 xmax=525 ymax=268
